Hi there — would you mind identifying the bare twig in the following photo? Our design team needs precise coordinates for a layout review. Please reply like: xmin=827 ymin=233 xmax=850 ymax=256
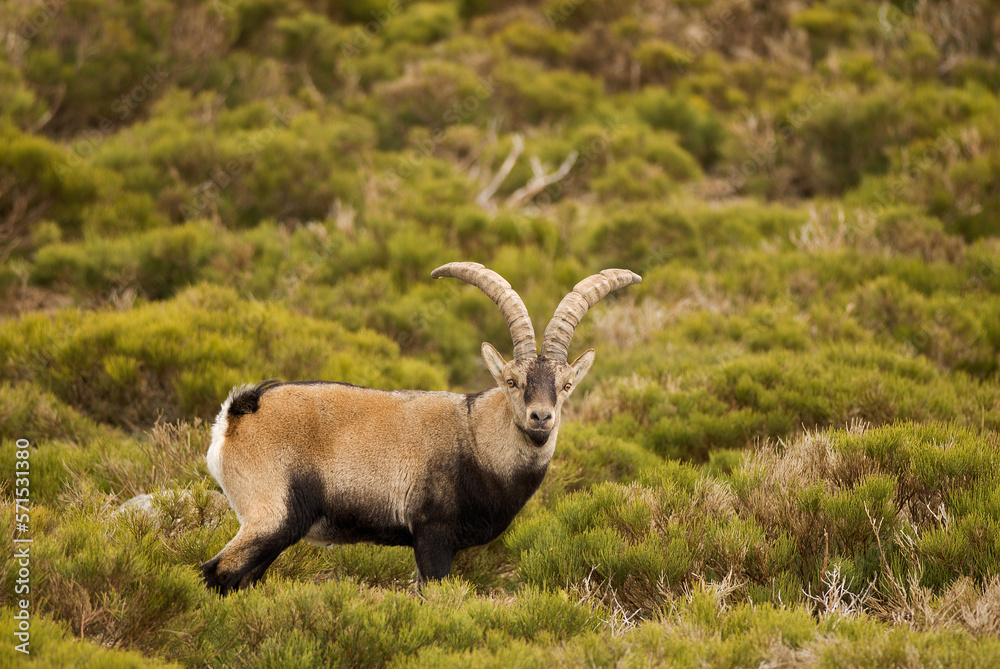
xmin=865 ymin=502 xmax=888 ymax=571
xmin=472 ymin=131 xmax=578 ymax=212
xmin=298 ymin=62 xmax=324 ymax=105
xmin=475 ymin=133 xmax=523 ymax=209
xmin=30 ymin=82 xmax=67 ymax=134
xmin=504 ymin=150 xmax=578 ymax=209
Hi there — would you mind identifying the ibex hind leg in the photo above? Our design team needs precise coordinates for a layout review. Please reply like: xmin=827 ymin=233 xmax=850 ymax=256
xmin=201 ymin=521 xmax=306 ymax=595
xmin=203 ymin=473 xmax=325 ymax=595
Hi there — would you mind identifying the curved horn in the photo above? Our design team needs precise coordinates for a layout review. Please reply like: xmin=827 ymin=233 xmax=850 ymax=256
xmin=431 ymin=262 xmax=537 ymax=360
xmin=540 ymin=269 xmax=642 ymax=362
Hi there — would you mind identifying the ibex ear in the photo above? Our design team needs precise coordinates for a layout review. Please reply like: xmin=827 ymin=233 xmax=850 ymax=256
xmin=481 ymin=342 xmax=507 ymax=384
xmin=570 ymin=349 xmax=595 ymax=383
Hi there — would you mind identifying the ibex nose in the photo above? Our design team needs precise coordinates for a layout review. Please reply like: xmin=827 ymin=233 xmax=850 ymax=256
xmin=529 ymin=409 xmax=553 ymax=427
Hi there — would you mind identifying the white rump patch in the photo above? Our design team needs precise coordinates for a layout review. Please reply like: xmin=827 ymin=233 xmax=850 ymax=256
xmin=206 ymin=396 xmax=230 ymax=485
xmin=206 ymin=384 xmax=255 ymax=520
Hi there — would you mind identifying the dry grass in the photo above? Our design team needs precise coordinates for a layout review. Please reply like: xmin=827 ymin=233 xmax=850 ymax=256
xmin=98 ymin=419 xmax=211 ymax=499
xmin=790 ymin=206 xmax=851 ymax=254
xmin=802 ymin=565 xmax=877 ymax=621
xmin=591 ymin=298 xmax=670 ymax=350
xmin=575 ymin=372 xmax=679 ymax=425
xmin=869 ymin=575 xmax=1000 ymax=638
xmin=591 ymin=289 xmax=732 ymax=351
xmin=572 ymin=567 xmax=643 ymax=637
xmin=737 ymin=430 xmax=849 ymax=560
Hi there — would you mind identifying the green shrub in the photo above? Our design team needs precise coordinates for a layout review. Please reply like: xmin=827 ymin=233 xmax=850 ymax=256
xmin=586 ymin=202 xmax=702 ymax=272
xmin=31 ymin=222 xmax=218 ymax=300
xmin=789 ymin=85 xmax=904 ymax=194
xmin=0 ymin=284 xmax=446 ymax=427
xmin=0 ymin=122 xmax=98 ymax=256
xmin=633 ymin=40 xmax=692 ymax=81
xmin=588 ymin=340 xmax=999 ymax=460
xmin=870 ymin=209 xmax=965 ymax=264
xmin=276 ymin=11 xmax=348 ymax=92
xmin=495 ymin=60 xmax=602 ymax=127
xmin=14 ymin=0 xmax=167 ymax=133
xmin=0 ymin=502 xmax=203 ymax=653
xmin=633 ymin=87 xmax=725 ymax=167
xmin=506 ymin=460 xmax=793 ymax=612
xmin=544 ymin=424 xmax=661 ymax=498
xmin=384 ymin=2 xmax=458 ymax=45
xmin=736 ymin=422 xmax=1000 ymax=593
xmin=791 ymin=5 xmax=859 ymax=60
xmin=372 ymin=61 xmax=496 ymax=145
xmin=234 ymin=111 xmax=376 ymax=225
xmin=510 ymin=422 xmax=1000 ymax=616
xmin=174 ymin=578 xmax=599 ymax=666
xmin=0 ymin=381 xmax=112 ymax=446
xmin=591 ymin=156 xmax=675 ymax=202
xmin=0 ymin=606 xmax=178 ymax=668
xmin=0 ymin=57 xmax=48 ymax=130
xmin=494 ymin=17 xmax=581 ymax=64
xmin=853 ymin=276 xmax=999 ymax=377
xmin=542 ymin=0 xmax=638 ymax=29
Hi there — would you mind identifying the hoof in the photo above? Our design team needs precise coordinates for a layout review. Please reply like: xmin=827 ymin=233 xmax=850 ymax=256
xmin=201 ymin=556 xmax=241 ymax=596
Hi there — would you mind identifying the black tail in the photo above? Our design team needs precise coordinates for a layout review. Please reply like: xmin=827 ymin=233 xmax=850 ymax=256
xmin=227 ymin=380 xmax=282 ymax=416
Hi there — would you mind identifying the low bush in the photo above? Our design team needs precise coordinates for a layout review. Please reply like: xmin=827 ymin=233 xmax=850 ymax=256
xmin=492 ymin=16 xmax=581 ymax=65
xmin=0 ymin=284 xmax=446 ymax=427
xmin=632 ymin=87 xmax=725 ymax=167
xmin=0 ymin=123 xmax=99 ymax=256
xmin=383 ymin=2 xmax=459 ymax=45
xmin=586 ymin=202 xmax=703 ymax=273
xmin=0 ymin=381 xmax=112 ymax=446
xmin=0 ymin=606 xmax=178 ymax=668
xmin=585 ymin=333 xmax=999 ymax=461
xmin=507 ymin=422 xmax=1000 ymax=619
xmin=853 ymin=276 xmax=1000 ymax=376
xmin=372 ymin=61 xmax=497 ymax=145
xmin=31 ymin=222 xmax=218 ymax=301
xmin=494 ymin=60 xmax=602 ymax=127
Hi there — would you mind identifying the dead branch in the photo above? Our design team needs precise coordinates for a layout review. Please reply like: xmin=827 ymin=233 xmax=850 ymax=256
xmin=475 ymin=133 xmax=523 ymax=209
xmin=503 ymin=149 xmax=578 ymax=210
xmin=472 ymin=130 xmax=579 ymax=212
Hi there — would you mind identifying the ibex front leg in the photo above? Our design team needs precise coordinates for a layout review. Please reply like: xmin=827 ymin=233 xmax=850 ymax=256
xmin=413 ymin=525 xmax=457 ymax=583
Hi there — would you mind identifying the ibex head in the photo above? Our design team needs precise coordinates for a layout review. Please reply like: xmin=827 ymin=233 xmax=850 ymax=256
xmin=431 ymin=262 xmax=641 ymax=446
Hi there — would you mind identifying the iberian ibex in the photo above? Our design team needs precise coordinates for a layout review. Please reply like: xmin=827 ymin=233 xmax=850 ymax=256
xmin=202 ymin=262 xmax=641 ymax=594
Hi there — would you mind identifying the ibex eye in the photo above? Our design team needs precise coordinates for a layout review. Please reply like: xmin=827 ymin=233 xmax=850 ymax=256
xmin=506 ymin=379 xmax=516 ymax=388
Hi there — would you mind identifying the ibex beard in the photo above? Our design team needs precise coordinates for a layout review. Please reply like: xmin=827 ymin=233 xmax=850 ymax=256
xmin=202 ymin=262 xmax=640 ymax=595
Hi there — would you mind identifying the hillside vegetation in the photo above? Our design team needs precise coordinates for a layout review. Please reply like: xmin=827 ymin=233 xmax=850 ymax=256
xmin=2 ymin=0 xmax=1000 ymax=666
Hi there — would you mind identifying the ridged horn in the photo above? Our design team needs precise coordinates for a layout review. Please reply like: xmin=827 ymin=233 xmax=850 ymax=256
xmin=540 ymin=269 xmax=642 ymax=362
xmin=431 ymin=262 xmax=537 ymax=360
